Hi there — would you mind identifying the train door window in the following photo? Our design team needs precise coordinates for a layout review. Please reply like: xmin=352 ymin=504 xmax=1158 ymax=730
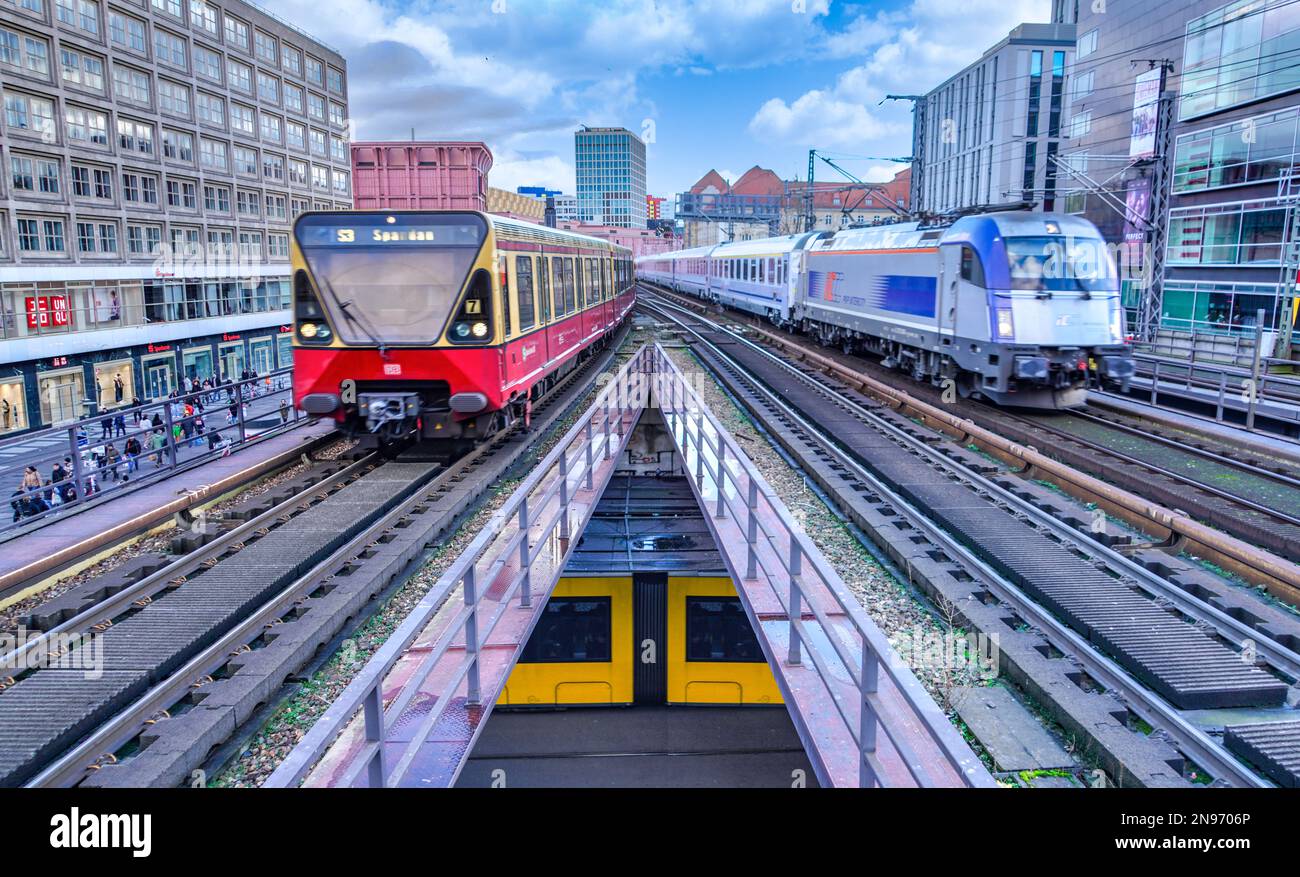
xmin=768 ymin=258 xmax=775 ymax=283
xmin=563 ymin=258 xmax=576 ymax=313
xmin=501 ymin=261 xmax=513 ymax=337
xmin=519 ymin=597 xmax=611 ymax=662
xmin=551 ymin=257 xmax=565 ymax=317
xmin=515 ymin=256 xmax=535 ymax=331
xmin=538 ymin=257 xmax=551 ymax=323
xmin=960 ymin=245 xmax=986 ymax=287
xmin=574 ymin=257 xmax=586 ymax=309
xmin=686 ymin=597 xmax=766 ymax=662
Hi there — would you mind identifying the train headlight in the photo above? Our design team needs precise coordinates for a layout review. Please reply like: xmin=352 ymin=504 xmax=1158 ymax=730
xmin=298 ymin=322 xmax=330 ymax=342
xmin=300 ymin=322 xmax=318 ymax=338
xmin=471 ymin=321 xmax=488 ymax=338
xmin=454 ymin=323 xmax=470 ymax=338
xmin=996 ymin=307 xmax=1015 ymax=340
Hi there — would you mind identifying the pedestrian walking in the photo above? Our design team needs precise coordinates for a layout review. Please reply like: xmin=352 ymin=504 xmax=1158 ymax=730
xmin=124 ymin=435 xmax=141 ymax=474
xmin=113 ymin=413 xmax=126 ymax=437
xmin=279 ymin=398 xmax=290 ymax=424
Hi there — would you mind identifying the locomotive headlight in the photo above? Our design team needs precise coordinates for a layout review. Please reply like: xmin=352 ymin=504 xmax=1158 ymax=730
xmin=300 ymin=322 xmax=318 ymax=338
xmin=454 ymin=323 xmax=470 ymax=338
xmin=996 ymin=307 xmax=1015 ymax=340
xmin=471 ymin=321 xmax=488 ymax=338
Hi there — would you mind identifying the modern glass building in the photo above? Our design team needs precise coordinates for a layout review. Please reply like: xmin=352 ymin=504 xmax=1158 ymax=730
xmin=574 ymin=126 xmax=646 ymax=228
xmin=0 ymin=0 xmax=352 ymax=433
xmin=1056 ymin=0 xmax=1300 ymax=349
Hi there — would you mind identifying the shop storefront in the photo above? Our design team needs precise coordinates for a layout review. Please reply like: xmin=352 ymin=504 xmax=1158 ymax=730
xmin=37 ymin=366 xmax=87 ymax=427
xmin=141 ymin=349 xmax=177 ymax=400
xmin=249 ymin=335 xmax=275 ymax=375
xmin=0 ymin=376 xmax=28 ymax=434
xmin=218 ymin=339 xmax=247 ymax=380
xmin=276 ymin=331 xmax=293 ymax=368
xmin=93 ymin=358 xmax=136 ymax=411
xmin=183 ymin=346 xmax=216 ymax=385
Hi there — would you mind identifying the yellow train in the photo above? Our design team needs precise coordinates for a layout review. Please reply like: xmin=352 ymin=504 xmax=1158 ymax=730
xmin=499 ymin=476 xmax=783 ymax=708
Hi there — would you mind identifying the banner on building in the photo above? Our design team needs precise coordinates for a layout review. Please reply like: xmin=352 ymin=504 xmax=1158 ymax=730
xmin=25 ymin=295 xmax=70 ymax=329
xmin=1129 ymin=68 xmax=1163 ymax=159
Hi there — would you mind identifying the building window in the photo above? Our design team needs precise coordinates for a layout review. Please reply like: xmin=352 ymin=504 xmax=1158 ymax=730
xmin=59 ymin=48 xmax=103 ymax=91
xmin=109 ymin=11 xmax=146 ymax=52
xmin=1068 ymin=110 xmax=1091 ymax=140
xmin=327 ymin=67 xmax=343 ymax=94
xmin=238 ymin=230 xmax=261 ymax=258
xmin=122 ymin=172 xmax=158 ymax=204
xmin=65 ymin=106 xmax=108 ymax=145
xmin=9 ymin=156 xmax=33 ymax=191
xmin=223 ymin=16 xmax=249 ymax=51
xmin=194 ymin=46 xmax=221 ymax=81
xmin=330 ymin=135 xmax=347 ymax=162
xmin=233 ymin=145 xmax=257 ymax=176
xmin=191 ymin=1 xmax=217 ymax=34
xmin=199 ymin=137 xmax=227 ymax=170
xmin=127 ymin=224 xmax=162 ymax=255
xmin=1168 ymin=200 xmax=1289 ymax=267
xmin=158 ymin=80 xmax=190 ymax=117
xmin=76 ymin=221 xmax=116 ymax=253
xmin=263 ymin=153 xmax=284 ymax=181
xmin=256 ymin=72 xmax=279 ymax=104
xmin=260 ymin=113 xmax=281 ymax=143
xmin=56 ymin=0 xmax=99 ymax=35
xmin=228 ymin=59 xmax=252 ymax=94
xmin=236 ymin=189 xmax=260 ymax=216
xmin=230 ymin=102 xmax=255 ymax=135
xmin=329 ymin=102 xmax=346 ymax=128
xmin=4 ymin=91 xmax=56 ymax=139
xmin=1173 ymin=108 xmax=1300 ymax=193
xmin=197 ymin=91 xmax=224 ymax=126
xmin=309 ymin=128 xmax=326 ymax=156
xmin=307 ymin=93 xmax=325 ymax=120
xmin=150 ymin=0 xmax=181 ymax=18
xmin=305 ymin=55 xmax=323 ymax=85
xmin=284 ymin=83 xmax=304 ymax=114
xmin=1 ymin=27 xmax=50 ymax=77
xmin=331 ymin=169 xmax=348 ymax=195
xmin=117 ymin=119 xmax=154 ymax=154
xmin=203 ymin=184 xmax=229 ymax=212
xmin=1071 ymin=69 xmax=1093 ymax=101
xmin=291 ymin=197 xmax=309 ymax=216
xmin=282 ymin=45 xmax=302 ymax=76
xmin=1181 ymin=0 xmax=1300 ymax=120
xmin=1077 ymin=27 xmax=1097 ymax=58
xmin=288 ymin=158 xmax=308 ymax=185
xmin=254 ymin=31 xmax=277 ymax=64
xmin=17 ymin=217 xmax=65 ymax=252
xmin=153 ymin=29 xmax=187 ymax=69
xmin=163 ymin=128 xmax=194 ymax=162
xmin=265 ymin=193 xmax=286 ymax=219
xmin=311 ymin=164 xmax=327 ymax=189
xmin=92 ymin=167 xmax=111 ymax=198
xmin=112 ymin=66 xmax=150 ymax=105
xmin=286 ymin=121 xmax=306 ymax=151
xmin=167 ymin=180 xmax=197 ymax=208
xmin=268 ymin=233 xmax=289 ymax=257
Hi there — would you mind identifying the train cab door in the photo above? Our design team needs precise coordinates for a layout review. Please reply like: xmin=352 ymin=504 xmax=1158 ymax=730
xmin=632 ymin=572 xmax=668 ymax=704
xmin=938 ymin=244 xmax=962 ymax=340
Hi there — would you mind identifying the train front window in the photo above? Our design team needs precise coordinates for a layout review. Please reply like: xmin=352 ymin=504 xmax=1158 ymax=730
xmin=1005 ymin=236 xmax=1114 ymax=295
xmin=294 ymin=213 xmax=486 ymax=344
xmin=686 ymin=597 xmax=766 ymax=663
xmin=519 ymin=597 xmax=611 ymax=663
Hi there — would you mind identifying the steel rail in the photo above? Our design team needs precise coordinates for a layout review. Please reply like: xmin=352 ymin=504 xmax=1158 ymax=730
xmin=643 ymin=293 xmax=1300 ymax=683
xmin=648 ymin=297 xmax=1273 ymax=788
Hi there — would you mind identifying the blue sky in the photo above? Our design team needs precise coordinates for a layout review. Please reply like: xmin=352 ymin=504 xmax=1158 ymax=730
xmin=262 ymin=0 xmax=1050 ymax=197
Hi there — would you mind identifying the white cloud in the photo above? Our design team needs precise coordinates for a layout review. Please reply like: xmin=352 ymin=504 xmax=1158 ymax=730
xmin=747 ymin=0 xmax=1051 ymax=153
xmin=489 ymin=152 xmax=576 ymax=194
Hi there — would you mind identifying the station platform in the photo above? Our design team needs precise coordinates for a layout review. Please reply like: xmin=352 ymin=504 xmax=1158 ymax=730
xmin=0 ymin=416 xmax=336 ymax=594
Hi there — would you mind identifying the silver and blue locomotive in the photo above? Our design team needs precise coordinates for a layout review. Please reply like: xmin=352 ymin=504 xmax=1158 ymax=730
xmin=638 ymin=211 xmax=1134 ymax=409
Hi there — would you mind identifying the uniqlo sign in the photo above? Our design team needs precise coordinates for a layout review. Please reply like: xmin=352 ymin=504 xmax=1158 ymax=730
xmin=25 ymin=295 xmax=70 ymax=329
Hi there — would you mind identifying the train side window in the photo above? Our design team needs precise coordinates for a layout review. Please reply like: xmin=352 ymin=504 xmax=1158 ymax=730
xmin=515 ymin=255 xmax=535 ymax=331
xmin=960 ymin=246 xmax=986 ymax=287
xmin=519 ymin=597 xmax=611 ymax=663
xmin=686 ymin=597 xmax=766 ymax=662
xmin=551 ymin=257 xmax=565 ymax=317
xmin=563 ymin=258 xmax=576 ymax=313
xmin=575 ymin=257 xmax=586 ymax=309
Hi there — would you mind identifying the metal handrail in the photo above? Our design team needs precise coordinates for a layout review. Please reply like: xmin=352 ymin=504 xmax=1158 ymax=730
xmin=265 ymin=347 xmax=647 ymax=788
xmin=4 ymin=368 xmax=300 ymax=534
xmin=650 ymin=342 xmax=986 ymax=788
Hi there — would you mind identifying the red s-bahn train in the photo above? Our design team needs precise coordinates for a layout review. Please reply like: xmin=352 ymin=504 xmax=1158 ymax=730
xmin=291 ymin=210 xmax=636 ymax=454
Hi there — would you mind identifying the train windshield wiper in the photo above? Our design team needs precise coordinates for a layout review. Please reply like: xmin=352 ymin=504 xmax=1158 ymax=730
xmin=318 ymin=275 xmax=388 ymax=358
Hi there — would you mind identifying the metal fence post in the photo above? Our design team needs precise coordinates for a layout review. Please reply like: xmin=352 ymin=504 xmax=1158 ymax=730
xmin=236 ymin=382 xmax=248 ymax=444
xmin=715 ymin=442 xmax=727 ymax=520
xmin=67 ymin=425 xmax=85 ymax=509
xmin=464 ymin=565 xmax=481 ymax=706
xmin=859 ymin=637 xmax=879 ymax=789
xmin=362 ymin=685 xmax=386 ymax=788
xmin=745 ymin=479 xmax=759 ymax=581
xmin=1248 ymin=308 xmax=1265 ymax=431
xmin=788 ymin=542 xmax=802 ymax=666
xmin=584 ymin=420 xmax=594 ymax=490
xmin=559 ymin=452 xmax=570 ymax=541
xmin=1149 ymin=360 xmax=1159 ymax=406
xmin=1216 ymin=372 xmax=1227 ymax=422
xmin=694 ymin=412 xmax=706 ymax=482
xmin=518 ymin=497 xmax=531 ymax=608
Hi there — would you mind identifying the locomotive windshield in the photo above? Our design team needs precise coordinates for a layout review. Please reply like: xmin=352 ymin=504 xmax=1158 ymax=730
xmin=294 ymin=213 xmax=486 ymax=345
xmin=1005 ymin=236 xmax=1116 ymax=295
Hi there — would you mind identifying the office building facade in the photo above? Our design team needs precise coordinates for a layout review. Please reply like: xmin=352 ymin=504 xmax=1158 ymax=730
xmin=0 ymin=0 xmax=351 ymax=433
xmin=574 ymin=126 xmax=646 ymax=227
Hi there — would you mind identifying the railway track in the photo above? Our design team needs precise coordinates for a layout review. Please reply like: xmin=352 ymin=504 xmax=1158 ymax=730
xmin=647 ymin=285 xmax=1300 ymax=604
xmin=641 ymin=290 xmax=1300 ymax=788
xmin=1 ymin=332 xmax=628 ymax=788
